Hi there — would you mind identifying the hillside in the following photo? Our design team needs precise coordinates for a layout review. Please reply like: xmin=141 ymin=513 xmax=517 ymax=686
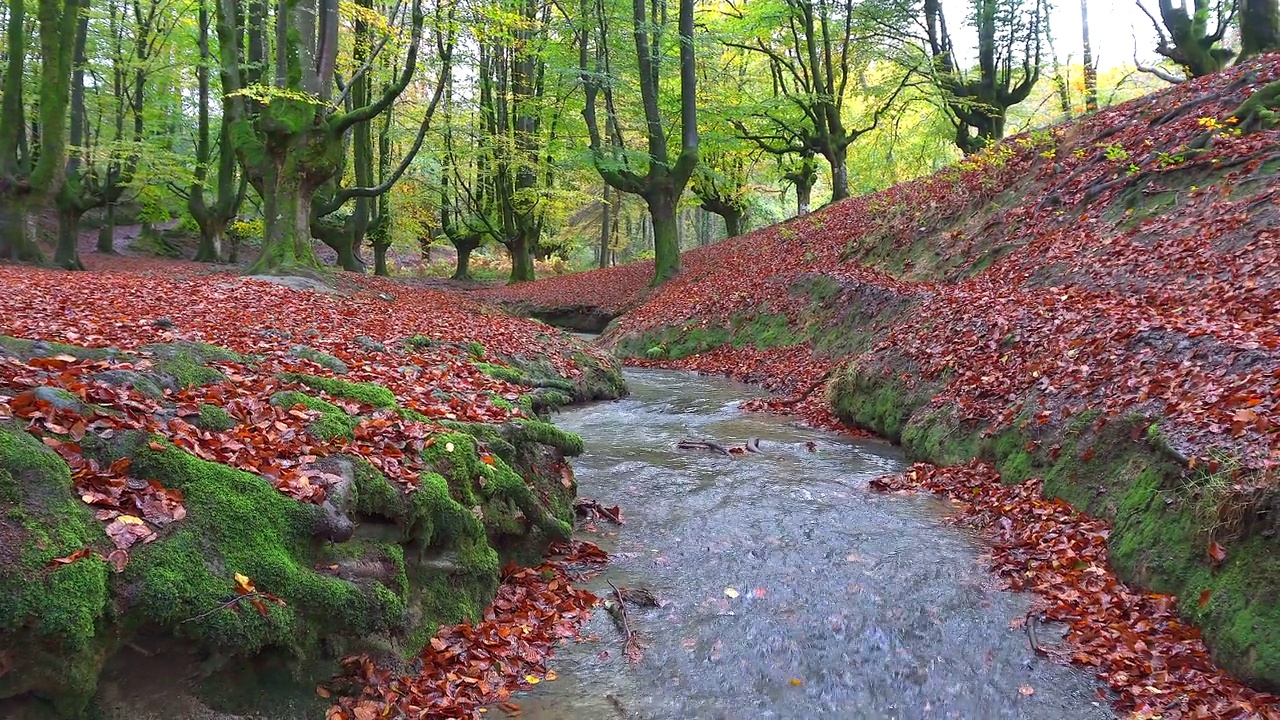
xmin=489 ymin=53 xmax=1280 ymax=714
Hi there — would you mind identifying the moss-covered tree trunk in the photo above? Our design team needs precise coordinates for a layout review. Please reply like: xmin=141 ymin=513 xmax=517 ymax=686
xmin=648 ymin=190 xmax=681 ymax=283
xmin=51 ymin=0 xmax=96 ymax=272
xmin=247 ymin=155 xmax=326 ymax=275
xmin=1240 ymin=0 xmax=1280 ymax=58
xmin=190 ymin=0 xmax=241 ymax=264
xmin=580 ymin=0 xmax=698 ymax=287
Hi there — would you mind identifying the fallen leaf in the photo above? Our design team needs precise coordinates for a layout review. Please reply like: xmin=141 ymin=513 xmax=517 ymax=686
xmin=723 ymin=587 xmax=740 ymax=599
xmin=1019 ymin=685 xmax=1035 ymax=696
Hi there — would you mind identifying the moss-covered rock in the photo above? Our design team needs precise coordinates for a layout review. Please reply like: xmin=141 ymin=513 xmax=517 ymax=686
xmin=279 ymin=373 xmax=396 ymax=409
xmin=0 ymin=422 xmax=111 ymax=717
xmin=0 ymin=335 xmax=128 ymax=363
xmin=269 ymin=391 xmax=358 ymax=440
xmin=139 ymin=342 xmax=241 ymax=390
xmin=288 ymin=345 xmax=349 ymax=374
xmin=195 ymin=404 xmax=236 ymax=432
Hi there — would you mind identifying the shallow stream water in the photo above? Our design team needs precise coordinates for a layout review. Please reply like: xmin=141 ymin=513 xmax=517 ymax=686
xmin=514 ymin=368 xmax=1113 ymax=720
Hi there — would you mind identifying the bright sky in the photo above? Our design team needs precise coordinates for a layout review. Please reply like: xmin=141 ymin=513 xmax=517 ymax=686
xmin=940 ymin=0 xmax=1165 ymax=71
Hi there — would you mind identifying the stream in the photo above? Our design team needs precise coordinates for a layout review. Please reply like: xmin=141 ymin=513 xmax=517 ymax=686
xmin=515 ymin=369 xmax=1113 ymax=719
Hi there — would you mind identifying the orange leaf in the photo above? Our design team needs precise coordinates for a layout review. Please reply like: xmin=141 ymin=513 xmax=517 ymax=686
xmin=1208 ymin=542 xmax=1227 ymax=565
xmin=1198 ymin=588 xmax=1212 ymax=607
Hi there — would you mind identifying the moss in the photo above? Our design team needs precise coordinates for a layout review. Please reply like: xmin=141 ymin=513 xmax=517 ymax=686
xmin=196 ymin=404 xmax=236 ymax=432
xmin=288 ymin=345 xmax=349 ymax=375
xmin=154 ymin=356 xmax=227 ymax=389
xmin=120 ymin=439 xmax=405 ymax=657
xmin=0 ymin=335 xmax=126 ymax=362
xmin=466 ymin=341 xmax=486 ymax=360
xmin=0 ymin=423 xmax=111 ymax=716
xmin=513 ymin=419 xmax=584 ymax=457
xmin=475 ymin=362 xmax=531 ymax=385
xmin=731 ymin=313 xmax=804 ymax=351
xmin=403 ymin=335 xmax=437 ymax=352
xmin=473 ymin=362 xmax=578 ymax=396
xmin=829 ymin=363 xmax=938 ymax=442
xmin=280 ymin=373 xmax=397 ymax=409
xmin=141 ymin=341 xmax=243 ymax=365
xmin=270 ymin=391 xmax=359 ymax=440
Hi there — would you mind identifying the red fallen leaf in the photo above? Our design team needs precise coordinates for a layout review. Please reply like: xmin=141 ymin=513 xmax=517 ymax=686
xmin=1208 ymin=541 xmax=1227 ymax=565
xmin=480 ymin=454 xmax=495 ymax=466
xmin=234 ymin=572 xmax=256 ymax=595
xmin=148 ymin=441 xmax=165 ymax=451
xmin=50 ymin=547 xmax=92 ymax=566
xmin=69 ymin=420 xmax=86 ymax=441
xmin=250 ymin=597 xmax=269 ymax=617
xmin=1198 ymin=588 xmax=1212 ymax=607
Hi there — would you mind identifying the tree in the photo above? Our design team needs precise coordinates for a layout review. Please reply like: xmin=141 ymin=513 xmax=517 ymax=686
xmin=214 ymin=0 xmax=427 ymax=276
xmin=579 ymin=0 xmax=699 ymax=284
xmin=921 ymin=0 xmax=1047 ymax=154
xmin=1135 ymin=0 xmax=1237 ymax=79
xmin=726 ymin=0 xmax=915 ymax=201
xmin=1239 ymin=0 xmax=1280 ymax=58
xmin=1081 ymin=0 xmax=1098 ymax=113
xmin=0 ymin=0 xmax=80 ymax=262
xmin=189 ymin=0 xmax=245 ymax=262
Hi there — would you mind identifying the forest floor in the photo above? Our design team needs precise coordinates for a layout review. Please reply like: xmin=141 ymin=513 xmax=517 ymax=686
xmin=487 ymin=53 xmax=1280 ymax=718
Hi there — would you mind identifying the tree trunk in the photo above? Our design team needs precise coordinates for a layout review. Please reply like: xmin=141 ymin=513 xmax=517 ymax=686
xmin=248 ymin=168 xmax=321 ymax=276
xmin=506 ymin=235 xmax=535 ymax=283
xmin=648 ymin=191 xmax=680 ymax=283
xmin=373 ymin=241 xmax=389 ymax=276
xmin=97 ymin=204 xmax=116 ymax=253
xmin=829 ymin=154 xmax=849 ymax=202
xmin=54 ymin=208 xmax=85 ymax=270
xmin=1240 ymin=0 xmax=1280 ymax=58
xmin=796 ymin=180 xmax=813 ymax=216
xmin=452 ymin=236 xmax=477 ymax=280
xmin=724 ymin=209 xmax=743 ymax=238
xmin=0 ymin=199 xmax=43 ymax=262
xmin=1081 ymin=0 xmax=1098 ymax=112
xmin=193 ymin=226 xmax=222 ymax=262
xmin=598 ymin=186 xmax=611 ymax=269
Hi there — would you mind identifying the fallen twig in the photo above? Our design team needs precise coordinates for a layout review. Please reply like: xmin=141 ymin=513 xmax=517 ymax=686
xmin=676 ymin=438 xmax=732 ymax=456
xmin=607 ymin=580 xmax=643 ymax=663
xmin=574 ymin=498 xmax=623 ymax=525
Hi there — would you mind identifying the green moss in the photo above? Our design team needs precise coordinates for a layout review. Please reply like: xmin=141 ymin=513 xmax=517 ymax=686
xmin=475 ymin=362 xmax=531 ymax=385
xmin=514 ymin=419 xmax=584 ymax=457
xmin=467 ymin=341 xmax=486 ymax=360
xmin=280 ymin=373 xmax=397 ymax=409
xmin=0 ymin=335 xmax=126 ymax=362
xmin=121 ymin=439 xmax=405 ymax=656
xmin=288 ymin=345 xmax=349 ymax=375
xmin=829 ymin=363 xmax=939 ymax=442
xmin=270 ymin=391 xmax=358 ymax=440
xmin=0 ymin=423 xmax=111 ymax=717
xmin=196 ymin=404 xmax=236 ymax=432
xmin=155 ymin=357 xmax=227 ymax=389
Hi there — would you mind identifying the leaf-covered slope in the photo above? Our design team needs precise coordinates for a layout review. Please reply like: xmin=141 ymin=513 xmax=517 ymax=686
xmin=0 ymin=267 xmax=624 ymax=718
xmin=493 ymin=52 xmax=1280 ymax=712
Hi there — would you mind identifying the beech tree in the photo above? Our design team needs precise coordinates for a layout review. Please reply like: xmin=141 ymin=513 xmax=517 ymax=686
xmin=919 ymin=0 xmax=1047 ymax=154
xmin=579 ymin=0 xmax=699 ymax=284
xmin=213 ymin=0 xmax=428 ymax=275
xmin=1135 ymin=0 xmax=1237 ymax=79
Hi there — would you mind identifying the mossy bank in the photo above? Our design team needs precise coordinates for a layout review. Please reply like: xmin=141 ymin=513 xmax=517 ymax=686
xmin=0 ymin=333 xmax=625 ymax=718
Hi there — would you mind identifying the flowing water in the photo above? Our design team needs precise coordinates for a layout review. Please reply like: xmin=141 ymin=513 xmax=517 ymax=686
xmin=514 ymin=369 xmax=1113 ymax=720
